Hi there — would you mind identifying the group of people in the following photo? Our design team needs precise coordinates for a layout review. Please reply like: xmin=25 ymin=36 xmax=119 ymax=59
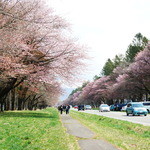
xmin=58 ymin=104 xmax=70 ymax=114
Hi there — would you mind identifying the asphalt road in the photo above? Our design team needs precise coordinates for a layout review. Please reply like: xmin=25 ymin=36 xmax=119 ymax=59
xmin=73 ymin=109 xmax=150 ymax=126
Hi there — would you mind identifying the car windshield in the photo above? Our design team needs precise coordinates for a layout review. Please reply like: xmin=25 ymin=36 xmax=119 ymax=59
xmin=86 ymin=105 xmax=91 ymax=107
xmin=101 ymin=104 xmax=108 ymax=107
xmin=132 ymin=103 xmax=143 ymax=107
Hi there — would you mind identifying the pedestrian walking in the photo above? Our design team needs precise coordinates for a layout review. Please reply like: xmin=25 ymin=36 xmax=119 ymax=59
xmin=66 ymin=104 xmax=70 ymax=114
xmin=58 ymin=105 xmax=63 ymax=114
xmin=63 ymin=105 xmax=66 ymax=112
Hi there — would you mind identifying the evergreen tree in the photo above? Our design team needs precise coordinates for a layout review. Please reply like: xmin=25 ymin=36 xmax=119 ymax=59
xmin=125 ymin=33 xmax=148 ymax=62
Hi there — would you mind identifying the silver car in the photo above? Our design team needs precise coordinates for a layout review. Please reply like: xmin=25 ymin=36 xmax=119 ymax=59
xmin=142 ymin=101 xmax=150 ymax=113
xmin=85 ymin=105 xmax=92 ymax=110
xmin=99 ymin=104 xmax=110 ymax=112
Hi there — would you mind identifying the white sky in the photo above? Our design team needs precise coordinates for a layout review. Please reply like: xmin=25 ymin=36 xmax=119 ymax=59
xmin=47 ymin=0 xmax=150 ymax=93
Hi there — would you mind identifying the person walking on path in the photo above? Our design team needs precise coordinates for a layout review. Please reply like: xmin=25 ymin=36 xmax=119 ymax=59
xmin=63 ymin=105 xmax=66 ymax=112
xmin=58 ymin=105 xmax=63 ymax=114
xmin=65 ymin=104 xmax=70 ymax=114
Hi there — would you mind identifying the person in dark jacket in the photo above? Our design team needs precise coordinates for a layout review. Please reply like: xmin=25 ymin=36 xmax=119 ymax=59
xmin=63 ymin=105 xmax=66 ymax=112
xmin=66 ymin=105 xmax=70 ymax=114
xmin=58 ymin=105 xmax=63 ymax=114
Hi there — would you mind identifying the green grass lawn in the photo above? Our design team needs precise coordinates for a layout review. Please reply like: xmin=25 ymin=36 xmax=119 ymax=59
xmin=0 ymin=108 xmax=79 ymax=150
xmin=70 ymin=110 xmax=150 ymax=150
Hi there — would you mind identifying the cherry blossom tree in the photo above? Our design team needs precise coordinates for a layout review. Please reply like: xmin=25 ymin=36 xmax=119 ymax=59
xmin=127 ymin=43 xmax=150 ymax=99
xmin=67 ymin=77 xmax=113 ymax=107
xmin=68 ymin=41 xmax=150 ymax=106
xmin=0 ymin=0 xmax=87 ymax=111
xmin=108 ymin=42 xmax=150 ymax=101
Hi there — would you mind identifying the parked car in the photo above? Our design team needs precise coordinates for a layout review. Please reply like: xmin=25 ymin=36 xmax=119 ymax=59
xmin=126 ymin=102 xmax=148 ymax=116
xmin=110 ymin=105 xmax=115 ymax=111
xmin=78 ymin=105 xmax=85 ymax=111
xmin=85 ymin=105 xmax=92 ymax=110
xmin=74 ymin=105 xmax=78 ymax=109
xmin=121 ymin=105 xmax=127 ymax=111
xmin=114 ymin=103 xmax=127 ymax=111
xmin=141 ymin=101 xmax=150 ymax=113
xmin=99 ymin=104 xmax=110 ymax=112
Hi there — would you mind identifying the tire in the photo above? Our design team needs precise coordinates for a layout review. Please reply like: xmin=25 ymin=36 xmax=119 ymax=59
xmin=132 ymin=111 xmax=135 ymax=116
xmin=126 ymin=111 xmax=129 ymax=116
xmin=144 ymin=114 xmax=147 ymax=116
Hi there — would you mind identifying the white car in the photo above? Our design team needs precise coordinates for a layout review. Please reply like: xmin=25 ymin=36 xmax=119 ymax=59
xmin=85 ymin=105 xmax=92 ymax=110
xmin=99 ymin=104 xmax=110 ymax=112
xmin=121 ymin=105 xmax=127 ymax=111
xmin=141 ymin=101 xmax=150 ymax=113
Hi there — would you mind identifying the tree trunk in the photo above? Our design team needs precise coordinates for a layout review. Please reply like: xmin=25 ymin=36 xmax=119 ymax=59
xmin=145 ymin=93 xmax=148 ymax=101
xmin=5 ymin=95 xmax=10 ymax=111
xmin=11 ymin=88 xmax=16 ymax=110
xmin=18 ymin=98 xmax=23 ymax=110
xmin=0 ymin=103 xmax=4 ymax=112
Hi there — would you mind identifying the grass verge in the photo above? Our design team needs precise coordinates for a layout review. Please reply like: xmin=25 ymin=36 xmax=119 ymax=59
xmin=0 ymin=108 xmax=79 ymax=150
xmin=70 ymin=110 xmax=150 ymax=150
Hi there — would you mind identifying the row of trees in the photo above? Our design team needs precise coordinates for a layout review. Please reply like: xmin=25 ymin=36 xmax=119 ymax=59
xmin=64 ymin=33 xmax=150 ymax=107
xmin=0 ymin=0 xmax=87 ymax=111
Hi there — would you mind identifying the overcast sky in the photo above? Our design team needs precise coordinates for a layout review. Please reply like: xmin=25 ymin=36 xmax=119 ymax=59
xmin=47 ymin=0 xmax=150 ymax=99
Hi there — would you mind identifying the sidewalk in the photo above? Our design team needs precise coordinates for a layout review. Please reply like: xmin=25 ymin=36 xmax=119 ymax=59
xmin=60 ymin=114 xmax=119 ymax=150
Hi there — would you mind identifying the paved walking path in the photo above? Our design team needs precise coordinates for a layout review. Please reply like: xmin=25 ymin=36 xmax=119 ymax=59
xmin=60 ymin=114 xmax=119 ymax=150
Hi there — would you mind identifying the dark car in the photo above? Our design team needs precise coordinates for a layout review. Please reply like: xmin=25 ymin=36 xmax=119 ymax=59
xmin=114 ymin=103 xmax=127 ymax=111
xmin=78 ymin=105 xmax=85 ymax=111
